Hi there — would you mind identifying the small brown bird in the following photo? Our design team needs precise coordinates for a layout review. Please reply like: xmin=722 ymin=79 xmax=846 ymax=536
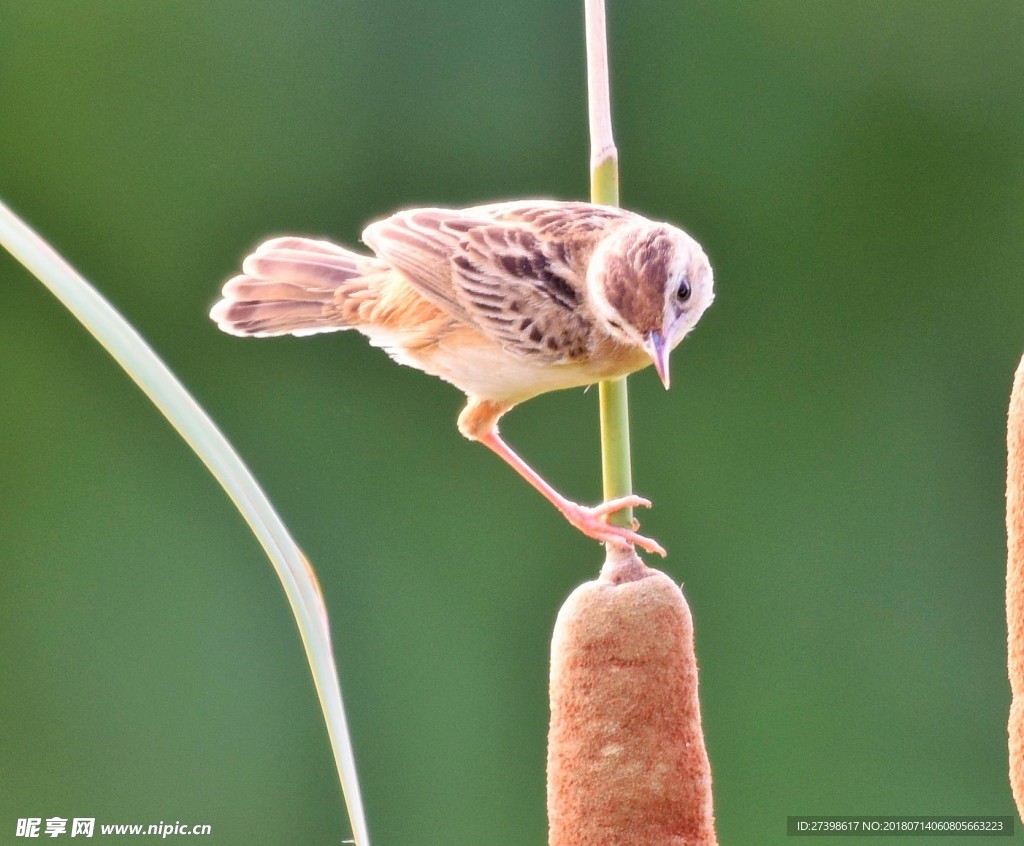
xmin=211 ymin=200 xmax=714 ymax=555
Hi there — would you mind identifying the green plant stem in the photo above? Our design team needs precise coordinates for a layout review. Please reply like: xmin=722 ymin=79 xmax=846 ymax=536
xmin=592 ymin=159 xmax=632 ymax=524
xmin=587 ymin=13 xmax=633 ymax=530
xmin=590 ymin=156 xmax=619 ymax=209
xmin=598 ymin=374 xmax=632 ymax=521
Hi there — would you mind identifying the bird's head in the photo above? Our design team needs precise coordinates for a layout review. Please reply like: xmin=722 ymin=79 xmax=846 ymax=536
xmin=588 ymin=221 xmax=714 ymax=388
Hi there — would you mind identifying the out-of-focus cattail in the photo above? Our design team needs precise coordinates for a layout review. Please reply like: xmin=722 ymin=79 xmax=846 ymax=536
xmin=1007 ymin=354 xmax=1024 ymax=818
xmin=548 ymin=545 xmax=716 ymax=846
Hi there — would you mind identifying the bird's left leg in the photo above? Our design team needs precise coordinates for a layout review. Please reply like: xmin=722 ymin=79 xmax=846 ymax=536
xmin=458 ymin=398 xmax=666 ymax=556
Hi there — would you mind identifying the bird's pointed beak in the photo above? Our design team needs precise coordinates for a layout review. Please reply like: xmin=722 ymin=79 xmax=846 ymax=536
xmin=645 ymin=330 xmax=671 ymax=390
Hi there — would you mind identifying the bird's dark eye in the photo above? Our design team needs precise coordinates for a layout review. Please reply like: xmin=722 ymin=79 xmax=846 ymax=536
xmin=676 ymin=278 xmax=691 ymax=302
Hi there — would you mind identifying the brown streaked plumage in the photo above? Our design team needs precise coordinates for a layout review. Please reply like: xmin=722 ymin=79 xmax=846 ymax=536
xmin=210 ymin=200 xmax=714 ymax=555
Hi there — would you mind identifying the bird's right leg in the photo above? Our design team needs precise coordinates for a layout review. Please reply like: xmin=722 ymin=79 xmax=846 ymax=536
xmin=458 ymin=399 xmax=666 ymax=557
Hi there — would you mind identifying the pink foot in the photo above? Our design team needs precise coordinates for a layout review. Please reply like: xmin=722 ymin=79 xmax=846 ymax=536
xmin=560 ymin=495 xmax=667 ymax=557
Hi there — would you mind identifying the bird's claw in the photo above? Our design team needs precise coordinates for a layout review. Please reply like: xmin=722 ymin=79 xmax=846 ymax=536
xmin=562 ymin=495 xmax=667 ymax=558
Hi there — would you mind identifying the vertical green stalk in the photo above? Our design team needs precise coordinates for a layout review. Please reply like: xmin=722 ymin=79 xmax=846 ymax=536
xmin=586 ymin=0 xmax=633 ymax=528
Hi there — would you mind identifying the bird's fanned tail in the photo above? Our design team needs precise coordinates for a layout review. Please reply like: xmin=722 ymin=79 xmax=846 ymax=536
xmin=210 ymin=236 xmax=384 ymax=338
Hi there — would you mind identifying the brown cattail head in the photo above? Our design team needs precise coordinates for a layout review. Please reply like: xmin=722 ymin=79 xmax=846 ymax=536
xmin=547 ymin=545 xmax=716 ymax=846
xmin=1007 ymin=354 xmax=1024 ymax=818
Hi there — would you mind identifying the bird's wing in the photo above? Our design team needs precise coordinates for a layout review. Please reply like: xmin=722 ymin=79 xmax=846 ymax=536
xmin=447 ymin=216 xmax=597 ymax=362
xmin=362 ymin=207 xmax=480 ymax=320
xmin=364 ymin=202 xmax=627 ymax=363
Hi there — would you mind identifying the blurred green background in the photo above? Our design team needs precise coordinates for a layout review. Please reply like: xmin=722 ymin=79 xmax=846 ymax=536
xmin=2 ymin=2 xmax=1023 ymax=843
